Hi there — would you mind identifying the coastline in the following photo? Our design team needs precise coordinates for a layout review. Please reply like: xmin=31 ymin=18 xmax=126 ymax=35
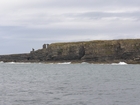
xmin=0 ymin=39 xmax=140 ymax=64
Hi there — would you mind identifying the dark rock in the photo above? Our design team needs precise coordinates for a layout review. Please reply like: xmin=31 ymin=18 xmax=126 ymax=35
xmin=0 ymin=39 xmax=140 ymax=64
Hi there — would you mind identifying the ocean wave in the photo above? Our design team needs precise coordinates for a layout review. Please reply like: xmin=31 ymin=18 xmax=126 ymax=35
xmin=81 ymin=62 xmax=89 ymax=64
xmin=111 ymin=62 xmax=127 ymax=65
xmin=6 ymin=62 xmax=32 ymax=64
xmin=0 ymin=61 xmax=4 ymax=63
xmin=57 ymin=62 xmax=71 ymax=64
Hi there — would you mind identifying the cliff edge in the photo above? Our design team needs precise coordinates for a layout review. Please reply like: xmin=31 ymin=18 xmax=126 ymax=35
xmin=0 ymin=39 xmax=140 ymax=64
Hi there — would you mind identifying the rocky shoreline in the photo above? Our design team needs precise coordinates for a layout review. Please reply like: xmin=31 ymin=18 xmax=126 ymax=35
xmin=0 ymin=39 xmax=140 ymax=64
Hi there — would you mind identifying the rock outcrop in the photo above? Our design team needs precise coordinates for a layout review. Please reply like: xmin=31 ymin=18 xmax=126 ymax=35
xmin=0 ymin=53 xmax=29 ymax=62
xmin=46 ymin=43 xmax=85 ymax=60
xmin=0 ymin=39 xmax=140 ymax=64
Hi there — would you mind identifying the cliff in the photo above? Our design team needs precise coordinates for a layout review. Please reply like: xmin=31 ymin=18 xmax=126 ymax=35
xmin=0 ymin=53 xmax=29 ymax=62
xmin=0 ymin=39 xmax=140 ymax=64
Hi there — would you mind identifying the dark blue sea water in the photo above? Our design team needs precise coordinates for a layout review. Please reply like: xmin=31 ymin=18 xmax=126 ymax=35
xmin=0 ymin=62 xmax=140 ymax=105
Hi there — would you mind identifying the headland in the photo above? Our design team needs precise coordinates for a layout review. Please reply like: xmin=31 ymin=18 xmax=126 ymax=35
xmin=0 ymin=39 xmax=140 ymax=64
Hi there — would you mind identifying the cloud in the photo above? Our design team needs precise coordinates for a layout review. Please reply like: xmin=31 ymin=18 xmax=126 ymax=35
xmin=0 ymin=0 xmax=140 ymax=54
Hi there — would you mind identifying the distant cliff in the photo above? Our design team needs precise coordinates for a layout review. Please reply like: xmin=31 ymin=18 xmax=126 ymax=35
xmin=0 ymin=39 xmax=140 ymax=64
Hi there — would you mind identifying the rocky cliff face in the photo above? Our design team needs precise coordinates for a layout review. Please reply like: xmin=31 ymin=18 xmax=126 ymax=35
xmin=0 ymin=54 xmax=29 ymax=62
xmin=82 ymin=40 xmax=121 ymax=61
xmin=82 ymin=39 xmax=140 ymax=63
xmin=0 ymin=39 xmax=140 ymax=63
xmin=44 ymin=39 xmax=140 ymax=63
xmin=46 ymin=43 xmax=85 ymax=60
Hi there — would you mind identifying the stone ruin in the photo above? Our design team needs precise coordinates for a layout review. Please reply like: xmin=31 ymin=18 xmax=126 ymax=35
xmin=43 ymin=44 xmax=49 ymax=49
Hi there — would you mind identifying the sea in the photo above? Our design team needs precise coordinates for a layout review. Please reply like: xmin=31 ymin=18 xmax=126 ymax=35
xmin=0 ymin=62 xmax=140 ymax=105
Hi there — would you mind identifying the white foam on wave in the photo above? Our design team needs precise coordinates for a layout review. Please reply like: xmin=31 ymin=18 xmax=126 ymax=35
xmin=111 ymin=62 xmax=127 ymax=65
xmin=7 ymin=62 xmax=15 ymax=64
xmin=6 ymin=62 xmax=32 ymax=64
xmin=81 ymin=62 xmax=89 ymax=64
xmin=57 ymin=62 xmax=71 ymax=64
xmin=0 ymin=61 xmax=4 ymax=63
xmin=118 ymin=62 xmax=127 ymax=65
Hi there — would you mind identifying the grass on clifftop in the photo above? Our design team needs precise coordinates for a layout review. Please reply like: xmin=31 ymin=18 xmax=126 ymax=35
xmin=50 ymin=39 xmax=140 ymax=47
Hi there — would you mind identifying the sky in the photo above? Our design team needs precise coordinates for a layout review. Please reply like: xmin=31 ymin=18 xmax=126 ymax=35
xmin=0 ymin=0 xmax=140 ymax=54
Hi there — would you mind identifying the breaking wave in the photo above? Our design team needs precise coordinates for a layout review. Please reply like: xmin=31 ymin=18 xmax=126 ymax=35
xmin=111 ymin=62 xmax=127 ymax=65
xmin=6 ymin=62 xmax=32 ymax=64
xmin=57 ymin=62 xmax=71 ymax=64
xmin=0 ymin=61 xmax=4 ymax=63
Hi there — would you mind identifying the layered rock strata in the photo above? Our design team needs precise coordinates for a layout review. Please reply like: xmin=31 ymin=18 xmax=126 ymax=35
xmin=0 ymin=39 xmax=140 ymax=64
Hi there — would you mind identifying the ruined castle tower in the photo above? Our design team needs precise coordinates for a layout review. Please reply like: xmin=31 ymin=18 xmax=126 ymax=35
xmin=43 ymin=44 xmax=46 ymax=49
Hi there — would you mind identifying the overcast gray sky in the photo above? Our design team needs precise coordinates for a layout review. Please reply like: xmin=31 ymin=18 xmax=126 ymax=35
xmin=0 ymin=0 xmax=140 ymax=54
